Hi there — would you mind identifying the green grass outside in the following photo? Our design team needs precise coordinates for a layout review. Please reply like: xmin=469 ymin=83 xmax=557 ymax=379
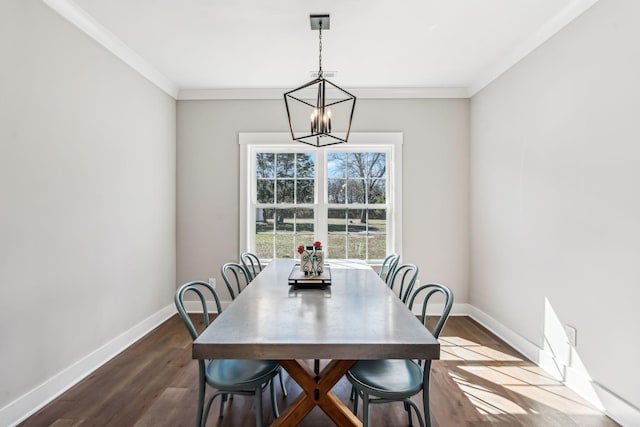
xmin=255 ymin=218 xmax=387 ymax=260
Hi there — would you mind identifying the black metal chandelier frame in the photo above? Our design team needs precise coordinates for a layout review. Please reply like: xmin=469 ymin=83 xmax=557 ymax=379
xmin=284 ymin=14 xmax=356 ymax=147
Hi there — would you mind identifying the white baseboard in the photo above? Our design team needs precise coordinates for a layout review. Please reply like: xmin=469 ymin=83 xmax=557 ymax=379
xmin=0 ymin=304 xmax=176 ymax=427
xmin=465 ymin=305 xmax=640 ymax=427
xmin=594 ymin=383 xmax=640 ymax=427
xmin=4 ymin=301 xmax=638 ymax=427
xmin=183 ymin=299 xmax=230 ymax=313
xmin=410 ymin=302 xmax=472 ymax=317
xmin=465 ymin=305 xmax=542 ymax=364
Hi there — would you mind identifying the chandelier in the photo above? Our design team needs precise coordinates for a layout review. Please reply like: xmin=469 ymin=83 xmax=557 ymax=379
xmin=284 ymin=14 xmax=356 ymax=147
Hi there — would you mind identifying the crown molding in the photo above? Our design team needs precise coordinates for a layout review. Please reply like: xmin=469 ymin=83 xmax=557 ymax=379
xmin=468 ymin=0 xmax=600 ymax=96
xmin=178 ymin=87 xmax=470 ymax=100
xmin=43 ymin=0 xmax=600 ymax=101
xmin=41 ymin=0 xmax=179 ymax=99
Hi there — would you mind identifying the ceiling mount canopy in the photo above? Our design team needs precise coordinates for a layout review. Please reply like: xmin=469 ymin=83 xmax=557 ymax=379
xmin=284 ymin=14 xmax=356 ymax=147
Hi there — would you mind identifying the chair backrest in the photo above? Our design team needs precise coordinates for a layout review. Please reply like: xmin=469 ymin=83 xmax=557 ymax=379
xmin=175 ymin=281 xmax=222 ymax=341
xmin=388 ymin=263 xmax=418 ymax=304
xmin=240 ymin=252 xmax=263 ymax=281
xmin=407 ymin=283 xmax=454 ymax=339
xmin=379 ymin=253 xmax=400 ymax=284
xmin=221 ymin=262 xmax=251 ymax=300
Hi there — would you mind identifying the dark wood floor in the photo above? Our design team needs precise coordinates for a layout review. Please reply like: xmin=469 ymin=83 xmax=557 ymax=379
xmin=20 ymin=315 xmax=618 ymax=427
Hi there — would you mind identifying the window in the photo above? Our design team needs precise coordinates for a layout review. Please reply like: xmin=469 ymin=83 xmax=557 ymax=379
xmin=326 ymin=152 xmax=388 ymax=259
xmin=240 ymin=133 xmax=402 ymax=262
xmin=254 ymin=152 xmax=316 ymax=259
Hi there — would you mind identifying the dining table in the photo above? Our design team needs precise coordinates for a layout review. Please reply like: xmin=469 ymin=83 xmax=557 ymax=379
xmin=192 ymin=259 xmax=440 ymax=426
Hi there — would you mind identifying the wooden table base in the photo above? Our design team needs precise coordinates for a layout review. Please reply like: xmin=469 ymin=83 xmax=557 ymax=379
xmin=272 ymin=359 xmax=362 ymax=427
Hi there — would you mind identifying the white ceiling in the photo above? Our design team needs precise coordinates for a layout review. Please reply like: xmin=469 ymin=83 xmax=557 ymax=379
xmin=44 ymin=0 xmax=599 ymax=99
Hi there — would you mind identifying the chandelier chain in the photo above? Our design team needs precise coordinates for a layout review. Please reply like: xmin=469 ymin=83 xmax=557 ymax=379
xmin=318 ymin=23 xmax=323 ymax=77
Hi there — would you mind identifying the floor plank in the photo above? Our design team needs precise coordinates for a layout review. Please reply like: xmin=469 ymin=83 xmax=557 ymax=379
xmin=19 ymin=315 xmax=618 ymax=427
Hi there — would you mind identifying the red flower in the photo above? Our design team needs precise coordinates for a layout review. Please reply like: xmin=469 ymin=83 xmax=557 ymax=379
xmin=314 ymin=241 xmax=322 ymax=248
xmin=297 ymin=245 xmax=305 ymax=254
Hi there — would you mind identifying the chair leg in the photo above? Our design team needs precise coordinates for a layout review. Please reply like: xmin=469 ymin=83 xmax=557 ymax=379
xmin=404 ymin=401 xmax=413 ymax=427
xmin=362 ymin=393 xmax=370 ymax=427
xmin=270 ymin=378 xmax=280 ymax=419
xmin=278 ymin=368 xmax=288 ymax=397
xmin=255 ymin=386 xmax=263 ymax=427
xmin=196 ymin=365 xmax=206 ymax=427
xmin=352 ymin=387 xmax=359 ymax=416
xmin=220 ymin=394 xmax=227 ymax=418
xmin=203 ymin=393 xmax=221 ymax=427
xmin=423 ymin=362 xmax=432 ymax=427
xmin=350 ymin=385 xmax=355 ymax=400
xmin=404 ymin=399 xmax=425 ymax=427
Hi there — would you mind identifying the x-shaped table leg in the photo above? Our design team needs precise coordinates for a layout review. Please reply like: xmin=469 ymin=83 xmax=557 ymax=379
xmin=271 ymin=359 xmax=362 ymax=426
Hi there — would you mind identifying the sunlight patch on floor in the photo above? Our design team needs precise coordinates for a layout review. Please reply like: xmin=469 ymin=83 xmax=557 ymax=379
xmin=440 ymin=336 xmax=522 ymax=362
xmin=458 ymin=365 xmax=529 ymax=386
xmin=491 ymin=365 xmax=559 ymax=386
xmin=504 ymin=385 xmax=603 ymax=415
xmin=451 ymin=372 xmax=528 ymax=415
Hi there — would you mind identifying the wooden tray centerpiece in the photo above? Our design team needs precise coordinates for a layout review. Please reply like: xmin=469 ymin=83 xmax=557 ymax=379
xmin=288 ymin=264 xmax=331 ymax=287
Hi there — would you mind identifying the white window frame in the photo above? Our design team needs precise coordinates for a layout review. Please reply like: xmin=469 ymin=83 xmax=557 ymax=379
xmin=239 ymin=132 xmax=403 ymax=263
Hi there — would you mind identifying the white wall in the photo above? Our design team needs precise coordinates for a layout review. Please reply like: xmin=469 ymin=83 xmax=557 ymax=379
xmin=0 ymin=0 xmax=176 ymax=420
xmin=177 ymin=99 xmax=469 ymax=303
xmin=470 ymin=0 xmax=640 ymax=419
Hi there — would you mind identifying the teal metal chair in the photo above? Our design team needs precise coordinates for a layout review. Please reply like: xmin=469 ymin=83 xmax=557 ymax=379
xmin=241 ymin=251 xmax=263 ymax=281
xmin=347 ymin=283 xmax=454 ymax=427
xmin=175 ymin=281 xmax=281 ymax=427
xmin=379 ymin=253 xmax=400 ymax=285
xmin=388 ymin=263 xmax=419 ymax=304
xmin=221 ymin=262 xmax=251 ymax=300
xmin=350 ymin=254 xmax=403 ymax=401
xmin=349 ymin=262 xmax=416 ymax=403
xmin=221 ymin=262 xmax=288 ymax=398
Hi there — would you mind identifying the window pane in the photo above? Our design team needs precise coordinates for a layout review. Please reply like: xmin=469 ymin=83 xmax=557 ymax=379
xmin=275 ymin=208 xmax=294 ymax=232
xmin=257 ymin=180 xmax=274 ymax=203
xmin=256 ymin=153 xmax=274 ymax=178
xmin=328 ymin=234 xmax=346 ymax=258
xmin=296 ymin=179 xmax=314 ymax=203
xmin=294 ymin=208 xmax=314 ymax=234
xmin=327 ymin=153 xmax=347 ymax=178
xmin=347 ymin=179 xmax=365 ymax=203
xmin=256 ymin=208 xmax=273 ymax=231
xmin=255 ymin=236 xmax=273 ymax=259
xmin=275 ymin=234 xmax=295 ymax=259
xmin=295 ymin=209 xmax=314 ymax=258
xmin=367 ymin=178 xmax=386 ymax=204
xmin=347 ymin=209 xmax=366 ymax=258
xmin=276 ymin=180 xmax=294 ymax=203
xmin=368 ymin=209 xmax=387 ymax=260
xmin=329 ymin=209 xmax=348 ymax=233
xmin=255 ymin=208 xmax=275 ymax=258
xmin=347 ymin=153 xmax=366 ymax=178
xmin=296 ymin=153 xmax=315 ymax=178
xmin=276 ymin=153 xmax=295 ymax=178
xmin=348 ymin=233 xmax=367 ymax=258
xmin=328 ymin=209 xmax=347 ymax=258
xmin=368 ymin=152 xmax=386 ymax=178
xmin=328 ymin=178 xmax=346 ymax=203
xmin=347 ymin=210 xmax=367 ymax=233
